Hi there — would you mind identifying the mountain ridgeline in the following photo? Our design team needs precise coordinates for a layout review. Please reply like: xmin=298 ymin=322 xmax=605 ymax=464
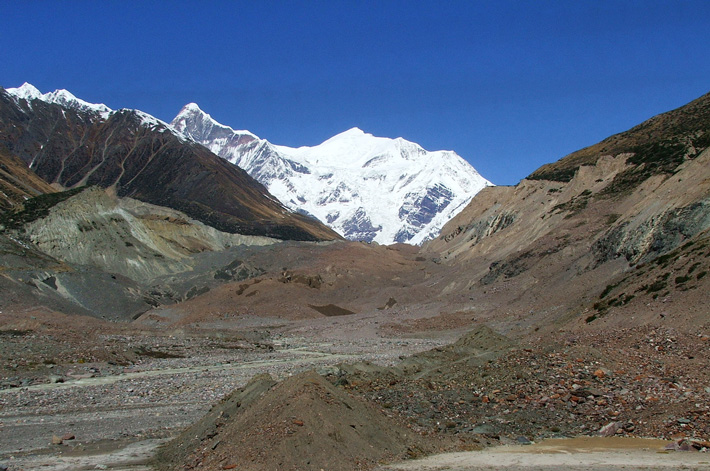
xmin=0 ymin=85 xmax=339 ymax=241
xmin=172 ymin=104 xmax=491 ymax=244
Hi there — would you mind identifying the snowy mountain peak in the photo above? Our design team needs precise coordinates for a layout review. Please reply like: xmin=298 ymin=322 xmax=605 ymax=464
xmin=172 ymin=103 xmax=258 ymax=141
xmin=175 ymin=105 xmax=493 ymax=245
xmin=9 ymin=82 xmax=43 ymax=101
xmin=181 ymin=102 xmax=203 ymax=113
xmin=336 ymin=127 xmax=367 ymax=137
xmin=6 ymin=82 xmax=111 ymax=117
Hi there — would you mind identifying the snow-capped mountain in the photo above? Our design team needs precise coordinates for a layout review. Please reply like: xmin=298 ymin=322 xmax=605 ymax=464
xmin=5 ymin=83 xmax=188 ymax=139
xmin=1 ymin=83 xmax=338 ymax=241
xmin=7 ymin=82 xmax=112 ymax=118
xmin=172 ymin=104 xmax=492 ymax=244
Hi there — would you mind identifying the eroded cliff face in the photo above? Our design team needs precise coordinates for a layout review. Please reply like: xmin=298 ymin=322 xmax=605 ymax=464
xmin=428 ymin=150 xmax=710 ymax=268
xmin=421 ymin=94 xmax=710 ymax=334
xmin=0 ymin=187 xmax=284 ymax=320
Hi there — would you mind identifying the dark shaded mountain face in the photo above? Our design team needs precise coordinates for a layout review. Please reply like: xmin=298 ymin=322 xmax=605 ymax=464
xmin=0 ymin=145 xmax=55 ymax=213
xmin=0 ymin=90 xmax=340 ymax=241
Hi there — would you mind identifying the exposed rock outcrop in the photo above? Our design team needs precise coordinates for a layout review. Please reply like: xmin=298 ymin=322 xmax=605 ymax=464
xmin=21 ymin=186 xmax=276 ymax=282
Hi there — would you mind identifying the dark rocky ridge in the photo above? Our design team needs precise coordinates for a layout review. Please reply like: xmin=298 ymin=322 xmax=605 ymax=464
xmin=0 ymin=89 xmax=340 ymax=241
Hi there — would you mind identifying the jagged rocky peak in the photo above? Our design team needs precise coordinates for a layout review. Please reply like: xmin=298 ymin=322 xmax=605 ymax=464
xmin=174 ymin=106 xmax=492 ymax=245
xmin=172 ymin=103 xmax=261 ymax=156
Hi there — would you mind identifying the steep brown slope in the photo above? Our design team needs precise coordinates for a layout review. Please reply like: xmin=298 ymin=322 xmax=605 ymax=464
xmin=0 ymin=145 xmax=54 ymax=212
xmin=0 ymin=89 xmax=339 ymax=241
xmin=423 ymin=91 xmax=710 ymax=336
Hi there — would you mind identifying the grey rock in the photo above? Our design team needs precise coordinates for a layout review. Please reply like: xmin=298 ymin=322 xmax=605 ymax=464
xmin=598 ymin=421 xmax=621 ymax=437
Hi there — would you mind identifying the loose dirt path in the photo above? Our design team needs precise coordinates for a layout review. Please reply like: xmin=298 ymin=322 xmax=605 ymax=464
xmin=380 ymin=437 xmax=710 ymax=470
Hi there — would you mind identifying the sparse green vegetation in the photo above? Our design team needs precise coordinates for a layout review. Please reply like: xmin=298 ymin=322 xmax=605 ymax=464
xmin=0 ymin=187 xmax=86 ymax=231
xmin=655 ymin=252 xmax=677 ymax=267
xmin=552 ymin=190 xmax=593 ymax=216
xmin=681 ymin=241 xmax=695 ymax=250
xmin=598 ymin=134 xmax=710 ymax=197
xmin=529 ymin=166 xmax=579 ymax=183
xmin=675 ymin=275 xmax=690 ymax=284
xmin=606 ymin=213 xmax=621 ymax=225
xmin=646 ymin=280 xmax=668 ymax=293
xmin=600 ymin=283 xmax=618 ymax=299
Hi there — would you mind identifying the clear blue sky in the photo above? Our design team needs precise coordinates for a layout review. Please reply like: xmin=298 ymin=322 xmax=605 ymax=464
xmin=3 ymin=1 xmax=710 ymax=185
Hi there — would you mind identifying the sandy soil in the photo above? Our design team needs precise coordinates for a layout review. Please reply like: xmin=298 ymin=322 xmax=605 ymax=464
xmin=380 ymin=437 xmax=710 ymax=470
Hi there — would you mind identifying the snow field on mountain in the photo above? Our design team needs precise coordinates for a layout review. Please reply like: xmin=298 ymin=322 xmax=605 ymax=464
xmin=173 ymin=105 xmax=492 ymax=244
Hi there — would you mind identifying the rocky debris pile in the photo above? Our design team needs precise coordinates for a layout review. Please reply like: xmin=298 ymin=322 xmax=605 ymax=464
xmin=397 ymin=325 xmax=514 ymax=379
xmin=154 ymin=373 xmax=278 ymax=470
xmin=337 ymin=325 xmax=709 ymax=445
xmin=156 ymin=370 xmax=456 ymax=471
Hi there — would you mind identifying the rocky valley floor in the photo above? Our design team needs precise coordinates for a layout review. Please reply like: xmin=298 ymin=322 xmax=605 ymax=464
xmin=0 ymin=303 xmax=708 ymax=470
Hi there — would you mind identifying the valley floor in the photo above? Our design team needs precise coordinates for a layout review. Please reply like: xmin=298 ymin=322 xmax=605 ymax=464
xmin=1 ymin=306 xmax=708 ymax=470
xmin=0 ymin=311 xmax=447 ymax=470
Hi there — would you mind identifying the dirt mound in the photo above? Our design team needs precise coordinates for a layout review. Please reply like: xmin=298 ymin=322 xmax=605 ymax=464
xmin=154 ymin=373 xmax=277 ymax=470
xmin=157 ymin=370 xmax=441 ymax=471
xmin=445 ymin=325 xmax=514 ymax=354
xmin=399 ymin=325 xmax=514 ymax=379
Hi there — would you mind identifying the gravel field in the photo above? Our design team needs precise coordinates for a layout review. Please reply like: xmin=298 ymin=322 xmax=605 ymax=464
xmin=0 ymin=329 xmax=445 ymax=470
